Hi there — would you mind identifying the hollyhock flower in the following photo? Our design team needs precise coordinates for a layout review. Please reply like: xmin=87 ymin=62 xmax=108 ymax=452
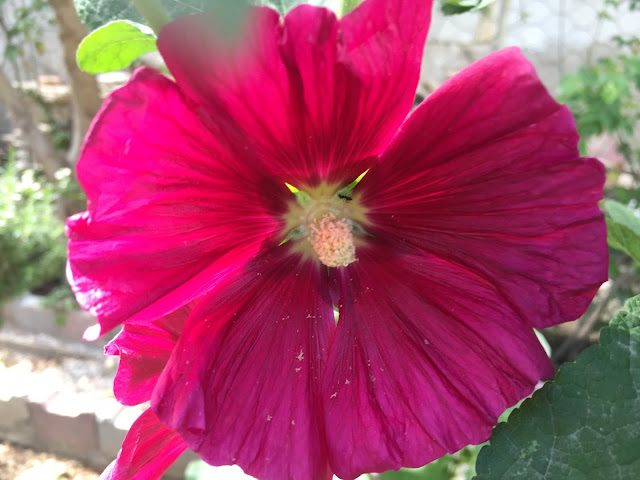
xmin=66 ymin=0 xmax=608 ymax=479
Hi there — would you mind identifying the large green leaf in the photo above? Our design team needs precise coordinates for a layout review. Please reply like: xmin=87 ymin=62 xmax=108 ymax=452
xmin=76 ymin=20 xmax=157 ymax=74
xmin=604 ymin=199 xmax=640 ymax=265
xmin=474 ymin=295 xmax=640 ymax=480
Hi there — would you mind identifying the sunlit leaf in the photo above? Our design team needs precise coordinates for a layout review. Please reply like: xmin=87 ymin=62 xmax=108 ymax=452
xmin=76 ymin=20 xmax=157 ymax=74
xmin=604 ymin=199 xmax=640 ymax=265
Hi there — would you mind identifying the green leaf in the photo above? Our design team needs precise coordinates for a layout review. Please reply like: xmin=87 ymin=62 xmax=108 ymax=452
xmin=440 ymin=0 xmax=496 ymax=15
xmin=5 ymin=44 xmax=20 ymax=62
xmin=380 ymin=456 xmax=453 ymax=480
xmin=76 ymin=20 xmax=157 ymax=74
xmin=604 ymin=199 xmax=640 ymax=265
xmin=474 ymin=295 xmax=640 ymax=480
xmin=380 ymin=445 xmax=483 ymax=480
xmin=611 ymin=187 xmax=640 ymax=204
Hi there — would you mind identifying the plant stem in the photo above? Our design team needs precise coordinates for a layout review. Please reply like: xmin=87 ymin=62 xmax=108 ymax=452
xmin=132 ymin=0 xmax=170 ymax=34
xmin=338 ymin=0 xmax=362 ymax=17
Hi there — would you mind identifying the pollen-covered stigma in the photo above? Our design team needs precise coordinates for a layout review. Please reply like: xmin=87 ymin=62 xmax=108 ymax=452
xmin=281 ymin=173 xmax=369 ymax=268
xmin=309 ymin=213 xmax=356 ymax=267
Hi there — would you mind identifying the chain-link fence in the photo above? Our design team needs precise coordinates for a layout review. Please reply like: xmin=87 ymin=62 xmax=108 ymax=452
xmin=422 ymin=0 xmax=640 ymax=92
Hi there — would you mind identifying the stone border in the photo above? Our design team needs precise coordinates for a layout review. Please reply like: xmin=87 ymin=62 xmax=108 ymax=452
xmin=0 ymin=386 xmax=197 ymax=478
xmin=0 ymin=295 xmax=196 ymax=478
xmin=1 ymin=293 xmax=110 ymax=348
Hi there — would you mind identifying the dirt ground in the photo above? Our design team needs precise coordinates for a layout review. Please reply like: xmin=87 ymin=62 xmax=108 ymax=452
xmin=0 ymin=442 xmax=100 ymax=480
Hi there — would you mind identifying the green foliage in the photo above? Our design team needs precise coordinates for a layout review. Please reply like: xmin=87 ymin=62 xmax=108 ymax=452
xmin=380 ymin=446 xmax=482 ymax=480
xmin=558 ymin=52 xmax=640 ymax=151
xmin=475 ymin=295 xmax=640 ymax=479
xmin=77 ymin=21 xmax=157 ymax=74
xmin=381 ymin=457 xmax=452 ymax=480
xmin=557 ymin=4 xmax=640 ymax=164
xmin=440 ymin=0 xmax=496 ymax=15
xmin=39 ymin=283 xmax=80 ymax=326
xmin=604 ymin=199 xmax=640 ymax=265
xmin=0 ymin=151 xmax=67 ymax=303
xmin=1 ymin=0 xmax=51 ymax=67
xmin=604 ymin=0 xmax=640 ymax=11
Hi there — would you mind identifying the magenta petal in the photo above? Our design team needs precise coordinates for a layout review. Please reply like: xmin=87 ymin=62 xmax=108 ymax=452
xmin=99 ymin=409 xmax=186 ymax=480
xmin=338 ymin=0 xmax=432 ymax=151
xmin=323 ymin=248 xmax=552 ymax=479
xmin=157 ymin=1 xmax=432 ymax=184
xmin=152 ymin=249 xmax=335 ymax=480
xmin=363 ymin=48 xmax=607 ymax=329
xmin=105 ymin=303 xmax=192 ymax=405
xmin=67 ymin=67 xmax=283 ymax=335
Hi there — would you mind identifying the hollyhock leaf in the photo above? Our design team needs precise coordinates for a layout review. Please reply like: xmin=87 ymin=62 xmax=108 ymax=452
xmin=77 ymin=21 xmax=157 ymax=74
xmin=66 ymin=67 xmax=283 ymax=335
xmin=153 ymin=249 xmax=335 ymax=480
xmin=323 ymin=247 xmax=552 ymax=479
xmin=362 ymin=47 xmax=608 ymax=330
xmin=474 ymin=295 xmax=640 ymax=480
xmin=604 ymin=199 xmax=640 ymax=265
xmin=100 ymin=408 xmax=187 ymax=480
xmin=157 ymin=0 xmax=432 ymax=185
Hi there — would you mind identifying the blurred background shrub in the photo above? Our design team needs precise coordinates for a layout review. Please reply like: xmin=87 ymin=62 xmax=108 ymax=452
xmin=0 ymin=149 xmax=69 ymax=302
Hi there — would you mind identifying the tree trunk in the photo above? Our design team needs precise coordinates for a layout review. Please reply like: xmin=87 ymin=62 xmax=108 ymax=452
xmin=0 ymin=70 xmax=64 ymax=183
xmin=48 ymin=0 xmax=102 ymax=166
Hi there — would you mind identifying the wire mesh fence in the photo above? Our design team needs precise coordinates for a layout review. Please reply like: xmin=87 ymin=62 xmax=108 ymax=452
xmin=422 ymin=0 xmax=640 ymax=91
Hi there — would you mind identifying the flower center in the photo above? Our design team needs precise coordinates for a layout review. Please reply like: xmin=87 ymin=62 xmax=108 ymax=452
xmin=281 ymin=175 xmax=370 ymax=268
xmin=308 ymin=213 xmax=357 ymax=268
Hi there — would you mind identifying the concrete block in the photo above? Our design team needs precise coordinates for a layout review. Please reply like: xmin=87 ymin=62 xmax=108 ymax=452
xmin=28 ymin=392 xmax=99 ymax=460
xmin=95 ymin=397 xmax=125 ymax=459
xmin=1 ymin=294 xmax=114 ymax=351
xmin=164 ymin=449 xmax=200 ymax=479
xmin=2 ymin=294 xmax=57 ymax=336
xmin=0 ymin=395 xmax=35 ymax=445
xmin=0 ymin=395 xmax=29 ymax=428
xmin=61 ymin=309 xmax=98 ymax=343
